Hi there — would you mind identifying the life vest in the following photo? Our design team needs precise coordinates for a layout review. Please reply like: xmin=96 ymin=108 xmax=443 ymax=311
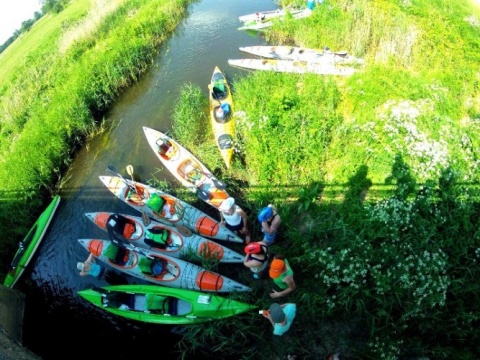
xmin=146 ymin=193 xmax=165 ymax=213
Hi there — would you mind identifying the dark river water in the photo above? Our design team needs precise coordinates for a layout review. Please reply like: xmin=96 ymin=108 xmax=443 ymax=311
xmin=15 ymin=0 xmax=277 ymax=358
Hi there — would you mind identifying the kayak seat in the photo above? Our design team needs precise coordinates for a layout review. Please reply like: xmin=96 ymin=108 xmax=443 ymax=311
xmin=144 ymin=228 xmax=170 ymax=249
xmin=168 ymin=297 xmax=178 ymax=315
xmin=156 ymin=139 xmax=177 ymax=160
xmin=105 ymin=243 xmax=128 ymax=265
xmin=123 ymin=223 xmax=135 ymax=239
xmin=212 ymin=82 xmax=226 ymax=100
xmin=176 ymin=299 xmax=192 ymax=316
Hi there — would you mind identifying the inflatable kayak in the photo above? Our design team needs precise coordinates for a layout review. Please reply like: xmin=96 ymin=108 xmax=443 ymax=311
xmin=208 ymin=66 xmax=235 ymax=169
xmin=143 ymin=126 xmax=229 ymax=209
xmin=78 ymin=284 xmax=256 ymax=324
xmin=84 ymin=212 xmax=244 ymax=263
xmin=3 ymin=195 xmax=61 ymax=288
xmin=99 ymin=174 xmax=242 ymax=243
xmin=78 ymin=239 xmax=250 ymax=292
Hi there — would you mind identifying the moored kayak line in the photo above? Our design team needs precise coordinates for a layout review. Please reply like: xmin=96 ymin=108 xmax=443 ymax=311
xmin=84 ymin=211 xmax=245 ymax=263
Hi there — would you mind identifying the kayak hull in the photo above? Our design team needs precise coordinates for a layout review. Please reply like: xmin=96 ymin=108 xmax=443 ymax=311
xmin=228 ymin=58 xmax=355 ymax=76
xmin=208 ymin=66 xmax=235 ymax=169
xmin=85 ymin=212 xmax=244 ymax=263
xmin=99 ymin=175 xmax=243 ymax=243
xmin=143 ymin=126 xmax=229 ymax=210
xmin=78 ymin=239 xmax=250 ymax=292
xmin=239 ymin=46 xmax=364 ymax=66
xmin=3 ymin=195 xmax=61 ymax=288
xmin=78 ymin=284 xmax=256 ymax=324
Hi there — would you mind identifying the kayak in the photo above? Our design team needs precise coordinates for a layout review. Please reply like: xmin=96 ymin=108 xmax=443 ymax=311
xmin=84 ymin=212 xmax=244 ymax=263
xmin=238 ymin=8 xmax=304 ymax=23
xmin=78 ymin=284 xmax=256 ymax=324
xmin=239 ymin=46 xmax=364 ymax=66
xmin=78 ymin=239 xmax=250 ymax=292
xmin=228 ymin=58 xmax=355 ymax=76
xmin=208 ymin=66 xmax=235 ymax=169
xmin=99 ymin=175 xmax=243 ymax=243
xmin=143 ymin=126 xmax=229 ymax=209
xmin=3 ymin=195 xmax=61 ymax=288
xmin=238 ymin=9 xmax=312 ymax=31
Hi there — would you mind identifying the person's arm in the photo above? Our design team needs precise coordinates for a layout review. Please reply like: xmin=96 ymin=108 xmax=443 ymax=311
xmin=238 ymin=208 xmax=248 ymax=232
xmin=262 ymin=311 xmax=275 ymax=327
xmin=270 ymin=276 xmax=296 ymax=298
xmin=219 ymin=211 xmax=226 ymax=226
xmin=86 ymin=253 xmax=95 ymax=264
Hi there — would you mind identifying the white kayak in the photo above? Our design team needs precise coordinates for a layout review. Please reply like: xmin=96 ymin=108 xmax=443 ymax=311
xmin=239 ymin=46 xmax=364 ymax=66
xmin=238 ymin=8 xmax=304 ymax=23
xmin=99 ymin=174 xmax=243 ymax=243
xmin=228 ymin=58 xmax=355 ymax=76
xmin=78 ymin=239 xmax=251 ymax=292
xmin=85 ymin=212 xmax=245 ymax=263
xmin=238 ymin=9 xmax=312 ymax=31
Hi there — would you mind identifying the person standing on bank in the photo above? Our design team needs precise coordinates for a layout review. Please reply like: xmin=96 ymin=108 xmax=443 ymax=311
xmin=258 ymin=204 xmax=282 ymax=246
xmin=77 ymin=253 xmax=104 ymax=278
xmin=269 ymin=254 xmax=296 ymax=298
xmin=243 ymin=241 xmax=269 ymax=279
xmin=218 ymin=197 xmax=252 ymax=244
xmin=262 ymin=302 xmax=297 ymax=336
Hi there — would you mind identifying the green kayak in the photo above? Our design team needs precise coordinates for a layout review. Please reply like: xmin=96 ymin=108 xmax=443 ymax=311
xmin=78 ymin=284 xmax=257 ymax=324
xmin=3 ymin=195 xmax=61 ymax=288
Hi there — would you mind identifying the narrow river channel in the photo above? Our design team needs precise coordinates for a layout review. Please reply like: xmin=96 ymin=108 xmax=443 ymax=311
xmin=16 ymin=0 xmax=277 ymax=358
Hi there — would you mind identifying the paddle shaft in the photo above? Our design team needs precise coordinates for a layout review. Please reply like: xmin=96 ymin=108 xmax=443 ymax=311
xmin=107 ymin=165 xmax=138 ymax=193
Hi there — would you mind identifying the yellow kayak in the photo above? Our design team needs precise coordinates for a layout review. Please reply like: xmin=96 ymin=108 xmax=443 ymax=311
xmin=208 ymin=66 xmax=235 ymax=169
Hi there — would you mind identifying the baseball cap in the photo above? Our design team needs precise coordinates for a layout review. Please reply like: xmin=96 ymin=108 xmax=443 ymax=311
xmin=77 ymin=262 xmax=85 ymax=271
xmin=269 ymin=303 xmax=286 ymax=323
xmin=269 ymin=258 xmax=285 ymax=278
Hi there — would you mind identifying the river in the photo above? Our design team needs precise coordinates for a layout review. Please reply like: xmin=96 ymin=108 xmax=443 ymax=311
xmin=15 ymin=0 xmax=277 ymax=358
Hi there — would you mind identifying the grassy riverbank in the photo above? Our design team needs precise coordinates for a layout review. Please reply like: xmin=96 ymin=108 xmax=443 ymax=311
xmin=1 ymin=0 xmax=480 ymax=359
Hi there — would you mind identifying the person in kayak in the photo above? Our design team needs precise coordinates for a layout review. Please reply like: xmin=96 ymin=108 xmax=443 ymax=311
xmin=261 ymin=302 xmax=297 ymax=336
xmin=218 ymin=197 xmax=251 ymax=244
xmin=268 ymin=254 xmax=296 ymax=298
xmin=243 ymin=242 xmax=269 ymax=279
xmin=77 ymin=253 xmax=104 ymax=278
xmin=257 ymin=204 xmax=282 ymax=246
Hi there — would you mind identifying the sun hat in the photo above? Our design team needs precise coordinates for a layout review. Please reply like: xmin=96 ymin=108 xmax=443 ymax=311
xmin=77 ymin=262 xmax=85 ymax=271
xmin=258 ymin=206 xmax=273 ymax=222
xmin=219 ymin=197 xmax=235 ymax=212
xmin=269 ymin=258 xmax=285 ymax=278
xmin=268 ymin=303 xmax=286 ymax=323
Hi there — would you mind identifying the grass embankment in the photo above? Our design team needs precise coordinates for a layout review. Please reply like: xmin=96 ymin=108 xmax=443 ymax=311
xmin=0 ymin=0 xmax=191 ymax=278
xmin=166 ymin=1 xmax=480 ymax=359
xmin=1 ymin=0 xmax=480 ymax=359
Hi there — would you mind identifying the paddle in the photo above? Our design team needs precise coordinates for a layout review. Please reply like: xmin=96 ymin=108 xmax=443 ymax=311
xmin=106 ymin=165 xmax=136 ymax=192
xmin=123 ymin=165 xmax=151 ymax=225
xmin=126 ymin=164 xmax=135 ymax=181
